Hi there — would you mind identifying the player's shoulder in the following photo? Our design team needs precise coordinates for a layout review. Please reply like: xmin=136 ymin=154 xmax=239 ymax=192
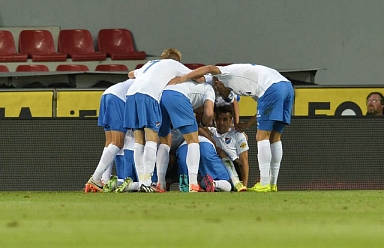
xmin=230 ymin=129 xmax=247 ymax=138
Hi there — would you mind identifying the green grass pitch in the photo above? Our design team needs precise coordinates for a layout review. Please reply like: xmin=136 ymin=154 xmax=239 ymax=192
xmin=0 ymin=190 xmax=383 ymax=248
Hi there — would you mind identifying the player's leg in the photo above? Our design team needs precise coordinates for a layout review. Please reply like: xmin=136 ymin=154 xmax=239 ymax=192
xmin=133 ymin=93 xmax=162 ymax=192
xmin=221 ymin=157 xmax=247 ymax=192
xmin=269 ymin=81 xmax=294 ymax=192
xmin=163 ymin=91 xmax=200 ymax=192
xmin=176 ymin=143 xmax=191 ymax=192
xmin=96 ymin=130 xmax=125 ymax=180
xmin=133 ymin=129 xmax=145 ymax=185
xmin=156 ymin=134 xmax=172 ymax=192
xmin=270 ymin=130 xmax=282 ymax=192
xmin=155 ymin=100 xmax=173 ymax=192
xmin=198 ymin=140 xmax=232 ymax=192
xmin=182 ymin=131 xmax=200 ymax=192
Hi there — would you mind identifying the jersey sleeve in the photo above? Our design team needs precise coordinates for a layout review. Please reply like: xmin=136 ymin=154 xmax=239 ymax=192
xmin=235 ymin=131 xmax=249 ymax=154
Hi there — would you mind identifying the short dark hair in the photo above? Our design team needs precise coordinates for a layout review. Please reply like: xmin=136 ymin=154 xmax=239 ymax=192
xmin=214 ymin=105 xmax=233 ymax=117
xmin=366 ymin=92 xmax=384 ymax=105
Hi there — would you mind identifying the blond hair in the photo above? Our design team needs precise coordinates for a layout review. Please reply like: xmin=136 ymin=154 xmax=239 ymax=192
xmin=161 ymin=48 xmax=182 ymax=62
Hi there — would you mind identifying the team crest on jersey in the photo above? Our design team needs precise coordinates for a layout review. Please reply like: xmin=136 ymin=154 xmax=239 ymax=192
xmin=225 ymin=137 xmax=231 ymax=144
xmin=240 ymin=142 xmax=247 ymax=149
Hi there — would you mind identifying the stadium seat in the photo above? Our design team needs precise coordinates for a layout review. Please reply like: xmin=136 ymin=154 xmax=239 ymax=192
xmin=184 ymin=63 xmax=205 ymax=70
xmin=0 ymin=65 xmax=9 ymax=72
xmin=18 ymin=30 xmax=67 ymax=62
xmin=135 ymin=63 xmax=145 ymax=69
xmin=0 ymin=30 xmax=28 ymax=62
xmin=15 ymin=64 xmax=49 ymax=72
xmin=97 ymin=29 xmax=146 ymax=60
xmin=58 ymin=29 xmax=107 ymax=61
xmin=56 ymin=64 xmax=89 ymax=71
xmin=95 ymin=64 xmax=128 ymax=71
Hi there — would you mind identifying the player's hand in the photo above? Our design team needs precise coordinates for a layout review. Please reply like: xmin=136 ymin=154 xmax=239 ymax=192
xmin=168 ymin=76 xmax=183 ymax=85
xmin=235 ymin=122 xmax=248 ymax=132
xmin=213 ymin=80 xmax=225 ymax=93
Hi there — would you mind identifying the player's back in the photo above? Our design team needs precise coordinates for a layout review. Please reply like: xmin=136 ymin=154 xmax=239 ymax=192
xmin=127 ymin=59 xmax=191 ymax=101
xmin=217 ymin=64 xmax=288 ymax=98
xmin=103 ymin=79 xmax=135 ymax=102
xmin=164 ymin=81 xmax=215 ymax=109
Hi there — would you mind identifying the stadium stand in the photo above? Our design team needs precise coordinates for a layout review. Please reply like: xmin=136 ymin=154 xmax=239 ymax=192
xmin=98 ymin=28 xmax=146 ymax=60
xmin=0 ymin=30 xmax=28 ymax=62
xmin=58 ymin=29 xmax=107 ymax=61
xmin=95 ymin=64 xmax=128 ymax=71
xmin=18 ymin=30 xmax=67 ymax=62
xmin=56 ymin=64 xmax=89 ymax=71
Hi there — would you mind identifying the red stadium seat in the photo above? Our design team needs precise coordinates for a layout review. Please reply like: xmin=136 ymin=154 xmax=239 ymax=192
xmin=15 ymin=64 xmax=49 ymax=72
xmin=18 ymin=30 xmax=67 ymax=62
xmin=56 ymin=64 xmax=89 ymax=71
xmin=58 ymin=29 xmax=107 ymax=61
xmin=98 ymin=29 xmax=146 ymax=60
xmin=0 ymin=65 xmax=9 ymax=72
xmin=135 ymin=63 xmax=145 ymax=69
xmin=0 ymin=30 xmax=28 ymax=62
xmin=184 ymin=63 xmax=205 ymax=70
xmin=95 ymin=64 xmax=128 ymax=71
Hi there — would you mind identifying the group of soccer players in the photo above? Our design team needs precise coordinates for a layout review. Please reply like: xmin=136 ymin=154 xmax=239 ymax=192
xmin=84 ymin=47 xmax=294 ymax=193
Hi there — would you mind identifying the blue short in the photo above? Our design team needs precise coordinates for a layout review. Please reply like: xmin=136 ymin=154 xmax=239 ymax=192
xmin=124 ymin=93 xmax=162 ymax=132
xmin=158 ymin=90 xmax=198 ymax=137
xmin=257 ymin=81 xmax=294 ymax=133
xmin=115 ymin=149 xmax=138 ymax=181
xmin=98 ymin=94 xmax=126 ymax=133
xmin=176 ymin=141 xmax=230 ymax=181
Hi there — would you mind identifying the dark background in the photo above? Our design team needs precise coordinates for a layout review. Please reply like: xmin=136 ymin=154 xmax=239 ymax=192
xmin=1 ymin=117 xmax=383 ymax=191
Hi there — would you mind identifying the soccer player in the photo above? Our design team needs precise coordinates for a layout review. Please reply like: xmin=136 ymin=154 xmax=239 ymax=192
xmin=209 ymin=105 xmax=249 ymax=190
xmin=155 ymin=79 xmax=215 ymax=192
xmin=85 ymin=79 xmax=135 ymax=193
xmin=169 ymin=63 xmax=294 ymax=192
xmin=124 ymin=48 xmax=199 ymax=192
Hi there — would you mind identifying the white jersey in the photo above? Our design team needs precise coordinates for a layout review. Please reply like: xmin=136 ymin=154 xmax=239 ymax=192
xmin=126 ymin=59 xmax=191 ymax=102
xmin=214 ymin=93 xmax=240 ymax=107
xmin=164 ymin=81 xmax=215 ymax=109
xmin=216 ymin=64 xmax=288 ymax=99
xmin=102 ymin=79 xmax=135 ymax=102
xmin=208 ymin=127 xmax=249 ymax=161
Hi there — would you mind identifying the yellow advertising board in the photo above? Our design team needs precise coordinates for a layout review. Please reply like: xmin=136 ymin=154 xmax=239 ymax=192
xmin=0 ymin=91 xmax=53 ymax=117
xmin=239 ymin=96 xmax=257 ymax=116
xmin=56 ymin=91 xmax=103 ymax=117
xmin=294 ymin=87 xmax=384 ymax=116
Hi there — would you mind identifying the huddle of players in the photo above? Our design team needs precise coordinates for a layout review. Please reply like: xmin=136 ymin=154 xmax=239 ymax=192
xmin=84 ymin=48 xmax=249 ymax=193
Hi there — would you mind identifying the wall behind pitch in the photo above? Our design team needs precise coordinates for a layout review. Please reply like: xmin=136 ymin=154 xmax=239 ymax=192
xmin=0 ymin=0 xmax=384 ymax=86
xmin=0 ymin=118 xmax=383 ymax=191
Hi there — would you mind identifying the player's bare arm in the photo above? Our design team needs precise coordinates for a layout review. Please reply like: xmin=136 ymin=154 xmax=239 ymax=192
xmin=235 ymin=115 xmax=257 ymax=132
xmin=168 ymin=65 xmax=221 ymax=85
